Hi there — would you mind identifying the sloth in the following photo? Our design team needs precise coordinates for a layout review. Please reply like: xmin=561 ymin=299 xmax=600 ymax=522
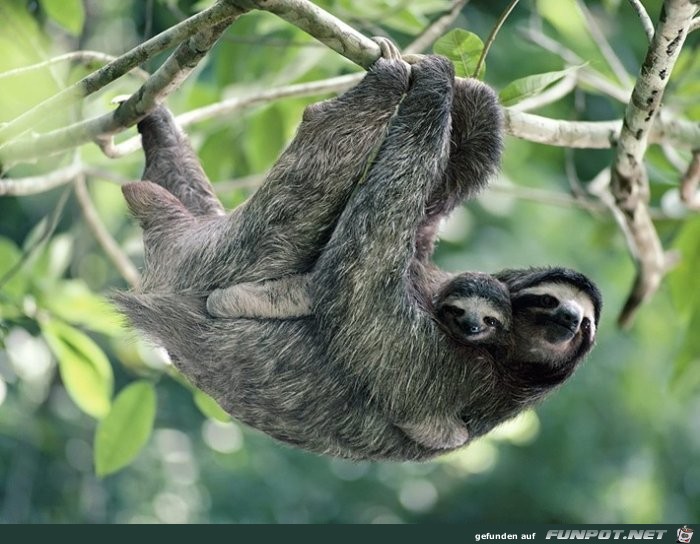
xmin=116 ymin=52 xmax=602 ymax=460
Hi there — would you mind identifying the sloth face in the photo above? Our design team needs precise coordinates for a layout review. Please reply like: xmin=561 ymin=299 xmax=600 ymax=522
xmin=510 ymin=281 xmax=598 ymax=367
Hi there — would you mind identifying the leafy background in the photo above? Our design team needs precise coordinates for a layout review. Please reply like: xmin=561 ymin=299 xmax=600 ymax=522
xmin=0 ymin=0 xmax=699 ymax=523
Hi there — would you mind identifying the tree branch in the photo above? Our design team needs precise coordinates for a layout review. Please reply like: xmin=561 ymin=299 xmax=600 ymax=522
xmin=519 ymin=27 xmax=632 ymax=103
xmin=680 ymin=150 xmax=700 ymax=209
xmin=504 ymin=109 xmax=700 ymax=148
xmin=0 ymin=1 xmax=241 ymax=146
xmin=627 ymin=0 xmax=656 ymax=42
xmin=576 ymin=0 xmax=632 ymax=86
xmin=0 ymin=51 xmax=149 ymax=81
xmin=0 ymin=162 xmax=84 ymax=196
xmin=236 ymin=0 xmax=381 ymax=67
xmin=404 ymin=0 xmax=468 ymax=54
xmin=610 ymin=0 xmax=698 ymax=328
xmin=74 ymin=176 xmax=140 ymax=288
xmin=510 ymin=74 xmax=577 ymax=112
xmin=0 ymin=9 xmax=247 ymax=169
xmin=104 ymin=74 xmax=362 ymax=158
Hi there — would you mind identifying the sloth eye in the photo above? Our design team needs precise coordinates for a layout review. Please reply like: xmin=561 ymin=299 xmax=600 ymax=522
xmin=539 ymin=294 xmax=559 ymax=309
xmin=581 ymin=318 xmax=591 ymax=333
xmin=483 ymin=316 xmax=501 ymax=328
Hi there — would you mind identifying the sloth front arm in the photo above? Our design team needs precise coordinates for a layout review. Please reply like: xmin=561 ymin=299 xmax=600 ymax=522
xmin=207 ymin=274 xmax=313 ymax=319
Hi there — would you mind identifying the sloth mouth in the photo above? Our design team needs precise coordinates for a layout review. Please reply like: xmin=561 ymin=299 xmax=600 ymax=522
xmin=545 ymin=320 xmax=578 ymax=343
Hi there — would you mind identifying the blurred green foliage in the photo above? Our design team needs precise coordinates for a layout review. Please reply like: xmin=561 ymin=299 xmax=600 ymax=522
xmin=0 ymin=0 xmax=699 ymax=524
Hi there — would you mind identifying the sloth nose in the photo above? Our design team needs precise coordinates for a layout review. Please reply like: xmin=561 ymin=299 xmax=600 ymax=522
xmin=557 ymin=306 xmax=582 ymax=330
xmin=460 ymin=315 xmax=485 ymax=335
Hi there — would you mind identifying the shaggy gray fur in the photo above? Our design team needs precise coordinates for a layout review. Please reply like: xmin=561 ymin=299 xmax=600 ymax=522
xmin=116 ymin=54 xmax=600 ymax=461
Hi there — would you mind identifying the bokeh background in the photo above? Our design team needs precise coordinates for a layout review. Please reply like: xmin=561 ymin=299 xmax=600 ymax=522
xmin=1 ymin=0 xmax=699 ymax=523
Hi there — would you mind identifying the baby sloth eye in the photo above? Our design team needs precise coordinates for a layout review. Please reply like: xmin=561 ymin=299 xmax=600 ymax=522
xmin=483 ymin=316 xmax=501 ymax=328
xmin=540 ymin=295 xmax=559 ymax=309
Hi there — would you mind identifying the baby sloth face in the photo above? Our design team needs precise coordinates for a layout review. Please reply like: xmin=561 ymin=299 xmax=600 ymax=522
xmin=433 ymin=273 xmax=512 ymax=356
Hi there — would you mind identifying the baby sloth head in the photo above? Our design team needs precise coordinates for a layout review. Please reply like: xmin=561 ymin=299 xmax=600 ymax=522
xmin=433 ymin=273 xmax=512 ymax=355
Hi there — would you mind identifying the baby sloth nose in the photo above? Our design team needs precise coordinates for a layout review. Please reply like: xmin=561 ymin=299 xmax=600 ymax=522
xmin=460 ymin=314 xmax=486 ymax=335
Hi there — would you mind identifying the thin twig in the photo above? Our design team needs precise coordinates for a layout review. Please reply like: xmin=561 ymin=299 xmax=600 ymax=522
xmin=404 ymin=0 xmax=468 ymax=54
xmin=0 ymin=163 xmax=136 ymax=196
xmin=0 ymin=1 xmax=240 ymax=144
xmin=661 ymin=143 xmax=688 ymax=172
xmin=74 ymin=175 xmax=140 ymax=287
xmin=689 ymin=17 xmax=700 ymax=32
xmin=564 ymin=152 xmax=589 ymax=202
xmin=504 ymin=109 xmax=700 ymax=149
xmin=520 ymin=27 xmax=631 ymax=103
xmin=0 ymin=51 xmax=150 ymax=81
xmin=488 ymin=181 xmax=605 ymax=212
xmin=510 ymin=74 xmax=577 ymax=112
xmin=473 ymin=0 xmax=520 ymax=78
xmin=576 ymin=0 xmax=631 ymax=86
xmin=83 ymin=167 xmax=135 ymax=186
xmin=0 ymin=10 xmax=246 ymax=169
xmin=239 ymin=0 xmax=382 ymax=68
xmin=627 ymin=0 xmax=655 ymax=42
xmin=0 ymin=188 xmax=71 ymax=291
xmin=680 ymin=150 xmax=700 ymax=210
xmin=0 ymin=162 xmax=84 ymax=196
xmin=106 ymin=74 xmax=362 ymax=157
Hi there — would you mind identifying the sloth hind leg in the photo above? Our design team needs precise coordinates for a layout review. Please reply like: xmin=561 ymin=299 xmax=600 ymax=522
xmin=138 ymin=106 xmax=225 ymax=218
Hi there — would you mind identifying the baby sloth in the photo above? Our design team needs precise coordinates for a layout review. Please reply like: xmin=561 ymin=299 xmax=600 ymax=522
xmin=432 ymin=273 xmax=512 ymax=353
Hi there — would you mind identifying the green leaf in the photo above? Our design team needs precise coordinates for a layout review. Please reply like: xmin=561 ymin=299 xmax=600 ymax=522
xmin=383 ymin=9 xmax=427 ymax=35
xmin=41 ymin=319 xmax=113 ymax=418
xmin=0 ymin=237 xmax=27 ymax=298
xmin=94 ymin=381 xmax=157 ymax=477
xmin=672 ymin=308 xmax=700 ymax=383
xmin=536 ymin=0 xmax=596 ymax=56
xmin=536 ymin=0 xmax=618 ymax=83
xmin=668 ymin=216 xmax=700 ymax=320
xmin=193 ymin=389 xmax=231 ymax=422
xmin=39 ymin=0 xmax=85 ymax=36
xmin=32 ymin=233 xmax=74 ymax=282
xmin=41 ymin=280 xmax=124 ymax=337
xmin=499 ymin=66 xmax=581 ymax=107
xmin=433 ymin=29 xmax=485 ymax=79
